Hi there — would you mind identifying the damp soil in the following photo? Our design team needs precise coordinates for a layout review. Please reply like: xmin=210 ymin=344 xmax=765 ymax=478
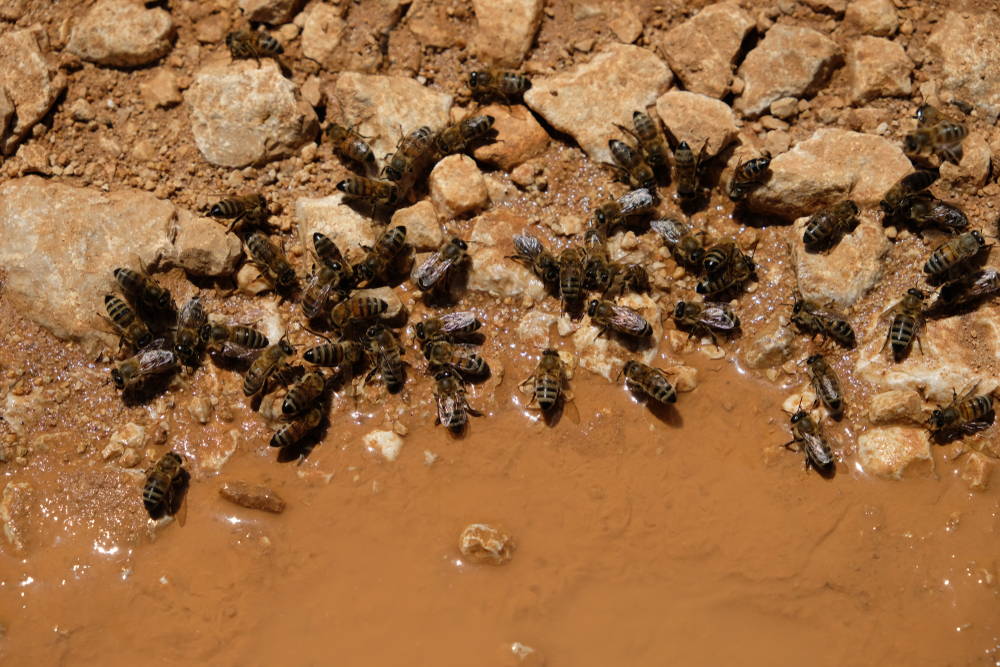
xmin=2 ymin=0 xmax=1000 ymax=665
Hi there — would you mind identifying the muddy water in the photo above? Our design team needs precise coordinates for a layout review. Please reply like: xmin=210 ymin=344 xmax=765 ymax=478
xmin=3 ymin=342 xmax=999 ymax=666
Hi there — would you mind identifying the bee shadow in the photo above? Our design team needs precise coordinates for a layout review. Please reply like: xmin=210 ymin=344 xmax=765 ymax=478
xmin=931 ymin=416 xmax=995 ymax=446
xmin=121 ymin=373 xmax=177 ymax=408
xmin=626 ymin=388 xmax=683 ymax=427
xmin=275 ymin=410 xmax=331 ymax=463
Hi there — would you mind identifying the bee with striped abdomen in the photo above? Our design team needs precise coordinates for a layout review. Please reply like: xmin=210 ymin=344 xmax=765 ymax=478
xmin=114 ymin=266 xmax=175 ymax=316
xmin=271 ymin=408 xmax=322 ymax=449
xmin=727 ymin=152 xmax=771 ymax=201
xmin=103 ymin=294 xmax=153 ymax=350
xmin=928 ymin=269 xmax=1000 ymax=314
xmin=606 ymin=139 xmax=655 ymax=191
xmin=557 ymin=246 xmax=587 ymax=309
xmin=468 ymin=69 xmax=531 ymax=103
xmin=243 ymin=338 xmax=295 ymax=397
xmin=509 ymin=234 xmax=560 ymax=287
xmin=673 ymin=139 xmax=707 ymax=200
xmin=592 ymin=188 xmax=656 ymax=230
xmin=802 ymin=200 xmax=859 ymax=252
xmin=112 ymin=347 xmax=179 ymax=395
xmin=365 ymin=324 xmax=406 ymax=393
xmin=226 ymin=29 xmax=283 ymax=62
xmin=587 ymin=299 xmax=652 ymax=338
xmin=789 ymin=295 xmax=856 ymax=348
xmin=615 ymin=110 xmax=669 ymax=170
xmin=782 ymin=410 xmax=835 ymax=474
xmin=329 ymin=296 xmax=388 ymax=332
xmin=326 ymin=121 xmax=376 ymax=171
xmin=303 ymin=339 xmax=365 ymax=368
xmin=433 ymin=367 xmax=481 ymax=433
xmin=383 ymin=126 xmax=435 ymax=184
xmin=200 ymin=322 xmax=269 ymax=363
xmin=520 ymin=348 xmax=570 ymax=413
xmin=805 ymin=354 xmax=843 ymax=420
xmin=881 ymin=288 xmax=926 ymax=361
xmin=651 ymin=218 xmax=705 ymax=269
xmin=209 ymin=193 xmax=268 ymax=232
xmin=880 ymin=170 xmax=939 ymax=218
xmin=353 ymin=225 xmax=408 ymax=288
xmin=413 ymin=237 xmax=470 ymax=294
xmin=336 ymin=176 xmax=400 ymax=210
xmin=927 ymin=385 xmax=995 ymax=437
xmin=621 ymin=361 xmax=676 ymax=405
xmin=174 ymin=297 xmax=207 ymax=367
xmin=434 ymin=115 xmax=496 ymax=157
xmin=673 ymin=300 xmax=740 ymax=346
xmin=414 ymin=311 xmax=483 ymax=345
xmin=282 ymin=370 xmax=327 ymax=417
xmin=245 ymin=232 xmax=297 ymax=290
xmin=143 ymin=451 xmax=187 ymax=520
xmin=922 ymin=230 xmax=988 ymax=279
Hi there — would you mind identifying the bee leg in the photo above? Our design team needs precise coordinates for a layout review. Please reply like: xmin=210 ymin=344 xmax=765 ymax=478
xmin=781 ymin=439 xmax=800 ymax=451
xmin=915 ymin=333 xmax=924 ymax=355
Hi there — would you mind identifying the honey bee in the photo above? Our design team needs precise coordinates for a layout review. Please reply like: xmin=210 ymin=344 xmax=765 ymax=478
xmin=929 ymin=268 xmax=1000 ymax=313
xmin=243 ymin=338 xmax=295 ymax=397
xmin=519 ymin=348 xmax=569 ymax=412
xmin=434 ymin=115 xmax=496 ymax=157
xmin=557 ymin=246 xmax=587 ymax=307
xmin=695 ymin=249 xmax=755 ymax=297
xmin=789 ymin=295 xmax=856 ymax=348
xmin=702 ymin=240 xmax=739 ymax=275
xmin=383 ymin=126 xmax=435 ymax=183
xmin=143 ymin=451 xmax=187 ymax=520
xmin=898 ymin=193 xmax=969 ymax=233
xmin=881 ymin=288 xmax=926 ymax=360
xmin=927 ymin=385 xmax=995 ymax=436
xmin=468 ymin=69 xmax=531 ymax=102
xmin=326 ymin=121 xmax=375 ymax=170
xmin=433 ymin=367 xmax=480 ymax=432
xmin=413 ymin=237 xmax=470 ymax=293
xmin=923 ymin=230 xmax=988 ymax=279
xmin=303 ymin=340 xmax=365 ymax=367
xmin=423 ymin=338 xmax=489 ymax=379
xmin=336 ymin=176 xmax=400 ymax=209
xmin=270 ymin=408 xmax=322 ymax=449
xmin=174 ymin=297 xmax=207 ymax=367
xmin=112 ymin=347 xmax=179 ymax=394
xmin=509 ymin=234 xmax=560 ymax=285
xmin=880 ymin=169 xmax=939 ymax=217
xmin=209 ymin=193 xmax=268 ymax=231
xmin=114 ymin=267 xmax=175 ymax=315
xmin=904 ymin=104 xmax=967 ymax=164
xmin=200 ymin=322 xmax=269 ymax=362
xmin=673 ymin=300 xmax=740 ymax=345
xmin=312 ymin=232 xmax=346 ymax=269
xmin=606 ymin=139 xmax=655 ymax=190
xmin=620 ymin=361 xmax=676 ymax=405
xmin=226 ymin=29 xmax=283 ymax=62
xmin=582 ymin=227 xmax=613 ymax=292
xmin=727 ymin=153 xmax=772 ymax=201
xmin=802 ymin=200 xmax=860 ymax=252
xmin=282 ymin=370 xmax=327 ymax=417
xmin=782 ymin=410 xmax=835 ymax=474
xmin=301 ymin=265 xmax=349 ymax=321
xmin=365 ymin=324 xmax=406 ymax=393
xmin=587 ymin=299 xmax=652 ymax=338
xmin=673 ymin=139 xmax=707 ymax=200
xmin=353 ymin=225 xmax=408 ymax=287
xmin=413 ymin=311 xmax=483 ymax=344
xmin=103 ymin=294 xmax=153 ymax=350
xmin=651 ymin=218 xmax=705 ymax=269
xmin=592 ymin=188 xmax=656 ymax=229
xmin=615 ymin=110 xmax=669 ymax=170
xmin=805 ymin=354 xmax=843 ymax=420
xmin=605 ymin=263 xmax=650 ymax=298
xmin=329 ymin=295 xmax=389 ymax=332
xmin=245 ymin=232 xmax=297 ymax=290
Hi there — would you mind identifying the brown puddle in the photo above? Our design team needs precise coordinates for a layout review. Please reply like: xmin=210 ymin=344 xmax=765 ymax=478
xmin=2 ymin=315 xmax=999 ymax=666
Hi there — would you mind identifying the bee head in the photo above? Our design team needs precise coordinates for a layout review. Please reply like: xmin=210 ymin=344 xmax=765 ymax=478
xmin=303 ymin=347 xmax=317 ymax=364
xmin=845 ymin=200 xmax=860 ymax=215
xmin=879 ymin=199 xmax=893 ymax=215
xmin=927 ymin=409 xmax=945 ymax=429
xmin=453 ymin=238 xmax=468 ymax=250
xmin=678 ymin=140 xmax=690 ymax=151
xmin=278 ymin=337 xmax=295 ymax=355
xmin=335 ymin=179 xmax=350 ymax=193
xmin=695 ymin=280 xmax=709 ymax=295
xmin=790 ymin=409 xmax=807 ymax=423
xmin=542 ymin=348 xmax=559 ymax=358
xmin=157 ymin=291 xmax=173 ymax=311
xmin=365 ymin=325 xmax=381 ymax=339
xmin=468 ymin=71 xmax=482 ymax=88
xmin=137 ymin=332 xmax=154 ymax=349
xmin=972 ymin=230 xmax=986 ymax=246
xmin=806 ymin=354 xmax=820 ymax=365
xmin=689 ymin=248 xmax=704 ymax=265
xmin=111 ymin=368 xmax=124 ymax=390
xmin=414 ymin=322 xmax=427 ymax=341
xmin=903 ymin=134 xmax=920 ymax=153
xmin=907 ymin=287 xmax=926 ymax=300
xmin=278 ymin=267 xmax=297 ymax=287
xmin=586 ymin=300 xmax=599 ymax=317
xmin=673 ymin=301 xmax=687 ymax=318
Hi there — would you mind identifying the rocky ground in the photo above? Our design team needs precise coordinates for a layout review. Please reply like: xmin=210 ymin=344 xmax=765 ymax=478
xmin=1 ymin=0 xmax=1000 ymax=559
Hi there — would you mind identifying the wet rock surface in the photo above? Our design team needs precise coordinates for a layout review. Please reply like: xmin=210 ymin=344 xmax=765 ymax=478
xmin=660 ymin=2 xmax=753 ymax=99
xmin=186 ymin=61 xmax=319 ymax=168
xmin=735 ymin=24 xmax=841 ymax=118
xmin=294 ymin=193 xmax=375 ymax=264
xmin=791 ymin=215 xmax=890 ymax=308
xmin=429 ymin=155 xmax=489 ymax=217
xmin=857 ymin=426 xmax=933 ymax=479
xmin=0 ymin=482 xmax=34 ymax=554
xmin=524 ymin=44 xmax=672 ymax=164
xmin=472 ymin=105 xmax=549 ymax=170
xmin=390 ymin=201 xmax=442 ymax=251
xmin=747 ymin=128 xmax=911 ymax=219
xmin=67 ymin=0 xmax=175 ymax=68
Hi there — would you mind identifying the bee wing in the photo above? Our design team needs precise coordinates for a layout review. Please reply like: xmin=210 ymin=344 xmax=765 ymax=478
xmin=303 ymin=271 xmax=340 ymax=314
xmin=699 ymin=304 xmax=739 ymax=330
xmin=800 ymin=431 xmax=834 ymax=468
xmin=513 ymin=234 xmax=543 ymax=258
xmin=436 ymin=390 xmax=461 ymax=427
xmin=216 ymin=342 xmax=262 ymax=363
xmin=617 ymin=188 xmax=655 ymax=215
xmin=650 ymin=218 xmax=686 ymax=245
xmin=414 ymin=250 xmax=455 ymax=290
xmin=439 ymin=311 xmax=482 ymax=334
xmin=609 ymin=304 xmax=651 ymax=335
xmin=137 ymin=349 xmax=178 ymax=375
xmin=177 ymin=297 xmax=207 ymax=329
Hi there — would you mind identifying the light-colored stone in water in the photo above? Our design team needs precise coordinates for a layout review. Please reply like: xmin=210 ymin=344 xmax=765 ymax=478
xmin=655 ymin=90 xmax=738 ymax=158
xmin=868 ymin=390 xmax=923 ymax=425
xmin=363 ymin=430 xmax=404 ymax=461
xmin=746 ymin=128 xmax=911 ymax=219
xmin=659 ymin=2 xmax=754 ymax=99
xmin=0 ymin=30 xmax=67 ymax=154
xmin=741 ymin=322 xmax=794 ymax=369
xmin=735 ymin=24 xmax=841 ymax=118
xmin=573 ymin=293 xmax=662 ymax=381
xmin=857 ymin=426 xmax=932 ymax=479
xmin=390 ymin=201 xmax=442 ymax=251
xmin=0 ymin=482 xmax=33 ymax=554
xmin=466 ymin=210 xmax=546 ymax=300
xmin=200 ymin=430 xmax=240 ymax=474
xmin=509 ymin=642 xmax=546 ymax=666
xmin=0 ymin=177 xmax=175 ymax=350
xmin=67 ymin=0 xmax=175 ymax=67
xmin=472 ymin=0 xmax=543 ymax=67
xmin=845 ymin=0 xmax=898 ymax=36
xmin=332 ymin=72 xmax=453 ymax=160
xmin=109 ymin=423 xmax=146 ymax=451
xmin=962 ymin=452 xmax=994 ymax=492
xmin=429 ymin=155 xmax=489 ymax=217
xmin=791 ymin=214 xmax=889 ymax=308
xmin=524 ymin=44 xmax=672 ymax=164
xmin=472 ymin=104 xmax=549 ymax=170
xmin=847 ymin=37 xmax=912 ymax=103
xmin=174 ymin=210 xmax=242 ymax=277
xmin=295 ymin=193 xmax=376 ymax=264
xmin=459 ymin=523 xmax=514 ymax=564
xmin=516 ymin=310 xmax=557 ymax=349
xmin=186 ymin=61 xmax=319 ymax=168
xmin=926 ymin=11 xmax=1000 ymax=123
xmin=300 ymin=2 xmax=346 ymax=67
xmin=219 ymin=481 xmax=287 ymax=512
xmin=239 ymin=0 xmax=304 ymax=25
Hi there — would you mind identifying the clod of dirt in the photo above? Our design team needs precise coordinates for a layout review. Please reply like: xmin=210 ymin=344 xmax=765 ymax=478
xmin=844 ymin=0 xmax=899 ymax=36
xmin=300 ymin=3 xmax=347 ymax=68
xmin=856 ymin=426 xmax=933 ymax=479
xmin=472 ymin=104 xmax=549 ymax=171
xmin=660 ymin=2 xmax=755 ymax=99
xmin=459 ymin=523 xmax=514 ymax=564
xmin=868 ymin=390 xmax=923 ymax=425
xmin=429 ymin=155 xmax=489 ymax=218
xmin=239 ymin=0 xmax=304 ymax=25
xmin=0 ymin=482 xmax=34 ymax=555
xmin=471 ymin=0 xmax=544 ymax=67
xmin=847 ymin=37 xmax=913 ymax=103
xmin=363 ymin=430 xmax=404 ymax=462
xmin=219 ymin=481 xmax=287 ymax=513
xmin=926 ymin=11 xmax=1000 ymax=123
xmin=390 ymin=201 xmax=443 ymax=251
xmin=174 ymin=211 xmax=243 ymax=278
xmin=962 ymin=453 xmax=994 ymax=492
